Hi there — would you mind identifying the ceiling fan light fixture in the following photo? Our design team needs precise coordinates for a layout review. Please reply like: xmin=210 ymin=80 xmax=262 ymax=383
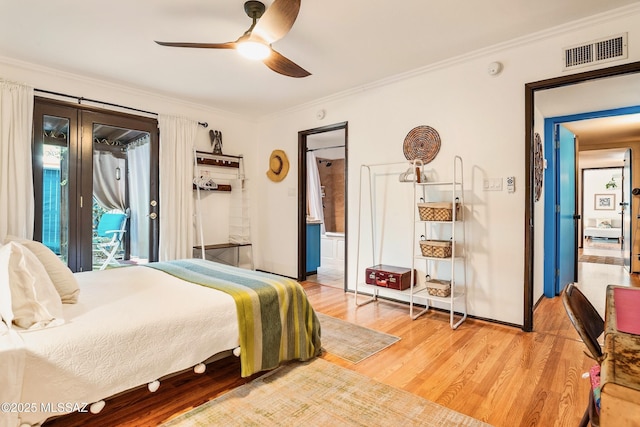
xmin=237 ymin=41 xmax=271 ymax=60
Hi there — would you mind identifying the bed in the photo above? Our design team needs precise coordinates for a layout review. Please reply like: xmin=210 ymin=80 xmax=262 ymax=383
xmin=0 ymin=244 xmax=321 ymax=427
xmin=583 ymin=217 xmax=622 ymax=242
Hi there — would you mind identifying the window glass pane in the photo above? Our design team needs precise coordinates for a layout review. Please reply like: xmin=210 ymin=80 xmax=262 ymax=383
xmin=42 ymin=116 xmax=69 ymax=263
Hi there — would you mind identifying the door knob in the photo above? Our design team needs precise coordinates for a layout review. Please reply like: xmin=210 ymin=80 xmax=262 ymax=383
xmin=149 ymin=213 xmax=157 ymax=220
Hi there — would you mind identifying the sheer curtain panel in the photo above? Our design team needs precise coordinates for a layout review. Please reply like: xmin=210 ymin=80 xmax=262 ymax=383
xmin=127 ymin=135 xmax=150 ymax=259
xmin=158 ymin=115 xmax=198 ymax=260
xmin=0 ymin=80 xmax=34 ymax=241
xmin=92 ymin=150 xmax=127 ymax=211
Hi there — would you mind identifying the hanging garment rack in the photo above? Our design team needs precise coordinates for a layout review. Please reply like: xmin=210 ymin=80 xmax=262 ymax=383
xmin=34 ymin=88 xmax=208 ymax=127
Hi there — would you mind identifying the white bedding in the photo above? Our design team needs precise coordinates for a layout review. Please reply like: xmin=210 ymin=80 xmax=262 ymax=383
xmin=5 ymin=266 xmax=239 ymax=426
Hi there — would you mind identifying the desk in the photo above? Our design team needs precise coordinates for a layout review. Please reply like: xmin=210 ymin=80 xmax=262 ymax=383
xmin=600 ymin=285 xmax=640 ymax=427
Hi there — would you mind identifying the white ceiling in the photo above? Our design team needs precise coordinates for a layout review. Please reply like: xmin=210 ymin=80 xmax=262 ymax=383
xmin=1 ymin=0 xmax=639 ymax=117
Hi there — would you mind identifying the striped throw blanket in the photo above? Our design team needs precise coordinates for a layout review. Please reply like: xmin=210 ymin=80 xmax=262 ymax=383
xmin=146 ymin=259 xmax=321 ymax=377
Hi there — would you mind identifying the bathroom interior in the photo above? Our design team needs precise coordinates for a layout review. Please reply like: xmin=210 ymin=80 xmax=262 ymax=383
xmin=306 ymin=129 xmax=346 ymax=288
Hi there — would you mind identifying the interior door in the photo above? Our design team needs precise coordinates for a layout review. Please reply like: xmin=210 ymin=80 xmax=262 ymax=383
xmin=622 ymin=148 xmax=632 ymax=270
xmin=33 ymin=98 xmax=159 ymax=272
xmin=556 ymin=124 xmax=578 ymax=294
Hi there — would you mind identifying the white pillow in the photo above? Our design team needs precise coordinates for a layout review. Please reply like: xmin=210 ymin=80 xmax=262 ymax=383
xmin=3 ymin=236 xmax=79 ymax=303
xmin=0 ymin=241 xmax=65 ymax=330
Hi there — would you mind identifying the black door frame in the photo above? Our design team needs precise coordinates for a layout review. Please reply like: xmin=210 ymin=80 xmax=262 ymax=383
xmin=297 ymin=121 xmax=348 ymax=282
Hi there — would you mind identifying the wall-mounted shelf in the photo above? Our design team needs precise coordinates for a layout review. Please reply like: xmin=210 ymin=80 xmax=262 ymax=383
xmin=193 ymin=151 xmax=244 ymax=192
xmin=195 ymin=151 xmax=241 ymax=168
xmin=192 ymin=183 xmax=232 ymax=192
xmin=193 ymin=148 xmax=253 ymax=269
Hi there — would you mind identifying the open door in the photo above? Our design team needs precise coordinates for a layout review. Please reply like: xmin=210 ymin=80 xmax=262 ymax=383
xmin=556 ymin=124 xmax=578 ymax=295
xmin=622 ymin=148 xmax=632 ymax=270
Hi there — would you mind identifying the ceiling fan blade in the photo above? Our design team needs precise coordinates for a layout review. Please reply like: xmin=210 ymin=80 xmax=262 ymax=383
xmin=263 ymin=49 xmax=310 ymax=78
xmin=252 ymin=0 xmax=301 ymax=44
xmin=155 ymin=41 xmax=236 ymax=49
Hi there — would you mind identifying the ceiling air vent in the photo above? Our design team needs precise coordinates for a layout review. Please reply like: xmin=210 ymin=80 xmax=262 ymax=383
xmin=563 ymin=33 xmax=627 ymax=70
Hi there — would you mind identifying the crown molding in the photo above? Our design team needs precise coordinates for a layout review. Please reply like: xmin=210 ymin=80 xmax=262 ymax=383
xmin=0 ymin=55 xmax=253 ymax=122
xmin=262 ymin=3 xmax=640 ymax=121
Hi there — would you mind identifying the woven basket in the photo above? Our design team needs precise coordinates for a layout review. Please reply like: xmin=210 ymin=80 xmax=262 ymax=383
xmin=417 ymin=202 xmax=459 ymax=221
xmin=419 ymin=239 xmax=452 ymax=258
xmin=403 ymin=126 xmax=441 ymax=164
xmin=426 ymin=278 xmax=451 ymax=297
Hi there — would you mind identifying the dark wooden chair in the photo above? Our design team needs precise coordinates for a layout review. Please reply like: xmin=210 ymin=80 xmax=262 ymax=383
xmin=561 ymin=283 xmax=604 ymax=427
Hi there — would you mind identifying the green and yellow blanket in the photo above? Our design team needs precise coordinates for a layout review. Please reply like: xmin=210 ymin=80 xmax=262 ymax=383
xmin=147 ymin=259 xmax=321 ymax=377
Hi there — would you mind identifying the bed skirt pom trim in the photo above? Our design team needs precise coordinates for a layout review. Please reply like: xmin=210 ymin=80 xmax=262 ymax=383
xmin=90 ymin=400 xmax=105 ymax=414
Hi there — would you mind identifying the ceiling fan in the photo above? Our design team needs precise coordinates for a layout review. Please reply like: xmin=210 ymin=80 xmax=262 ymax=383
xmin=155 ymin=0 xmax=310 ymax=78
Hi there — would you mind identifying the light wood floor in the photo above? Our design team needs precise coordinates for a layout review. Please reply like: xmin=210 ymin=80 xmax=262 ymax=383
xmin=45 ymin=264 xmax=639 ymax=427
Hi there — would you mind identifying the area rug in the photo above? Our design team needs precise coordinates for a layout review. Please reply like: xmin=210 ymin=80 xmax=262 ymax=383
xmin=160 ymin=358 xmax=491 ymax=427
xmin=578 ymin=254 xmax=624 ymax=266
xmin=316 ymin=312 xmax=400 ymax=363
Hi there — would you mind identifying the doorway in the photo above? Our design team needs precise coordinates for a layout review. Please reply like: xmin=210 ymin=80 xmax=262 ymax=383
xmin=32 ymin=98 xmax=159 ymax=272
xmin=297 ymin=122 xmax=348 ymax=288
xmin=580 ymin=164 xmax=626 ymax=267
xmin=524 ymin=60 xmax=640 ymax=332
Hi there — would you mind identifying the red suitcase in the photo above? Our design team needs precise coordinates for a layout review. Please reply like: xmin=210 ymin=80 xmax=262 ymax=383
xmin=365 ymin=264 xmax=416 ymax=290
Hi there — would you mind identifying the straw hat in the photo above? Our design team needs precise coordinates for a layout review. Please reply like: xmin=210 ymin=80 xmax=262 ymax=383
xmin=266 ymin=149 xmax=289 ymax=182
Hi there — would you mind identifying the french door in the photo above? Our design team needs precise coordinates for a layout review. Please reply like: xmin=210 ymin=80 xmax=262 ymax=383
xmin=32 ymin=98 xmax=159 ymax=272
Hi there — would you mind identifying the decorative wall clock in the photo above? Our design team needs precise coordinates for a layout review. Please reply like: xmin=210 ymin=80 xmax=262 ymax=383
xmin=534 ymin=132 xmax=543 ymax=202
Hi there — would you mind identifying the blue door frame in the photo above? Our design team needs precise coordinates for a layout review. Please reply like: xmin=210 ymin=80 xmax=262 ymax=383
xmin=543 ymin=105 xmax=640 ymax=297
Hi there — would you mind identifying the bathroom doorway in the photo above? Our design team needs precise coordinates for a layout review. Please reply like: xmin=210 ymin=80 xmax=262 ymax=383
xmin=297 ymin=122 xmax=348 ymax=289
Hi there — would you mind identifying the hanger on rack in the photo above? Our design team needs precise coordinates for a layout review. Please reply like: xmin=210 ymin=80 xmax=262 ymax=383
xmin=193 ymin=176 xmax=218 ymax=190
xmin=399 ymin=166 xmax=427 ymax=183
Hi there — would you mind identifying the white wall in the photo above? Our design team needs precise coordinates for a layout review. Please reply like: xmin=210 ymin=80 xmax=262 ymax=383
xmin=254 ymin=8 xmax=640 ymax=325
xmin=582 ymin=168 xmax=623 ymax=223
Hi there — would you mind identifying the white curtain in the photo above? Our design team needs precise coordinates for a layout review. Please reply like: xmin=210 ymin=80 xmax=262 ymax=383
xmin=158 ymin=115 xmax=198 ymax=261
xmin=306 ymin=152 xmax=325 ymax=234
xmin=127 ymin=135 xmax=150 ymax=259
xmin=92 ymin=150 xmax=127 ymax=211
xmin=0 ymin=80 xmax=34 ymax=241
